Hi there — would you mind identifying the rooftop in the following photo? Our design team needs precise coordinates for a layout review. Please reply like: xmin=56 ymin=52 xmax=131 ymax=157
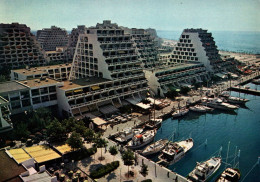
xmin=0 ymin=150 xmax=26 ymax=182
xmin=18 ymin=78 xmax=62 ymax=88
xmin=20 ymin=171 xmax=53 ymax=182
xmin=13 ymin=64 xmax=71 ymax=76
xmin=54 ymin=143 xmax=73 ymax=155
xmin=24 ymin=145 xmax=61 ymax=163
xmin=60 ymin=77 xmax=110 ymax=90
xmin=0 ymin=81 xmax=28 ymax=93
xmin=8 ymin=148 xmax=31 ymax=164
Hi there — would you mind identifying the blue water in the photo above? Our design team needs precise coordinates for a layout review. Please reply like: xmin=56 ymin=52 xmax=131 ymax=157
xmin=157 ymin=30 xmax=260 ymax=54
xmin=154 ymin=83 xmax=260 ymax=182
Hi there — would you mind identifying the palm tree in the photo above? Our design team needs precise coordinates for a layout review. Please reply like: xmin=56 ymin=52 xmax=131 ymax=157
xmin=94 ymin=137 xmax=108 ymax=161
xmin=109 ymin=146 xmax=118 ymax=161
xmin=121 ymin=149 xmax=135 ymax=178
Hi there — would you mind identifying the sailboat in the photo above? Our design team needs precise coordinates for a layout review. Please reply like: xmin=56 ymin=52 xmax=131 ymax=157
xmin=157 ymin=138 xmax=193 ymax=166
xmin=141 ymin=139 xmax=168 ymax=156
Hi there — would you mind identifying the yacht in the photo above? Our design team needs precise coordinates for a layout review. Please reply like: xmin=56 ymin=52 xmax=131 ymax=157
xmin=157 ymin=138 xmax=193 ymax=166
xmin=115 ymin=128 xmax=143 ymax=143
xmin=226 ymin=96 xmax=249 ymax=105
xmin=216 ymin=168 xmax=241 ymax=182
xmin=203 ymin=98 xmax=239 ymax=111
xmin=220 ymin=91 xmax=230 ymax=98
xmin=188 ymin=157 xmax=221 ymax=182
xmin=252 ymin=78 xmax=260 ymax=85
xmin=142 ymin=139 xmax=168 ymax=156
xmin=126 ymin=130 xmax=156 ymax=149
xmin=190 ymin=105 xmax=213 ymax=113
xmin=146 ymin=118 xmax=163 ymax=129
xmin=172 ymin=108 xmax=189 ymax=118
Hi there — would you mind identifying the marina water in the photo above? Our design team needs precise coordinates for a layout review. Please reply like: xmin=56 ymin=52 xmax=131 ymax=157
xmin=153 ymin=83 xmax=260 ymax=181
xmin=157 ymin=30 xmax=260 ymax=54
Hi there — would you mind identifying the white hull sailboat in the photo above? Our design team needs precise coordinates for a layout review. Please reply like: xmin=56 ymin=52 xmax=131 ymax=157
xmin=157 ymin=138 xmax=193 ymax=166
xmin=142 ymin=139 xmax=168 ymax=156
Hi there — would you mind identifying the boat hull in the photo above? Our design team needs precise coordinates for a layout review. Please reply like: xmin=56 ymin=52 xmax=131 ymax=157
xmin=127 ymin=136 xmax=155 ymax=149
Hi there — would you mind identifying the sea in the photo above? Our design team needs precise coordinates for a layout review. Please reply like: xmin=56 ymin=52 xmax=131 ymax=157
xmin=157 ymin=30 xmax=260 ymax=54
xmin=152 ymin=82 xmax=260 ymax=182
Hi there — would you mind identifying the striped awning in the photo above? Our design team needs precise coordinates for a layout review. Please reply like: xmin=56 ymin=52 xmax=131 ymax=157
xmin=91 ymin=85 xmax=100 ymax=91
xmin=74 ymin=89 xmax=83 ymax=93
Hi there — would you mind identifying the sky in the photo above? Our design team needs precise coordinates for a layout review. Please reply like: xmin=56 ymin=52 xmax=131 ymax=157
xmin=0 ymin=0 xmax=259 ymax=32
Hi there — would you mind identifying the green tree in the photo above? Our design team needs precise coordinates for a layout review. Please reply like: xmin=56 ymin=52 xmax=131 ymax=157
xmin=66 ymin=131 xmax=83 ymax=151
xmin=14 ymin=123 xmax=30 ymax=139
xmin=140 ymin=163 xmax=148 ymax=177
xmin=94 ymin=137 xmax=108 ymax=161
xmin=121 ymin=149 xmax=135 ymax=178
xmin=180 ymin=86 xmax=191 ymax=95
xmin=46 ymin=118 xmax=66 ymax=141
xmin=72 ymin=120 xmax=87 ymax=135
xmin=83 ymin=128 xmax=95 ymax=143
xmin=0 ymin=75 xmax=7 ymax=82
xmin=109 ymin=146 xmax=118 ymax=161
xmin=165 ymin=90 xmax=178 ymax=100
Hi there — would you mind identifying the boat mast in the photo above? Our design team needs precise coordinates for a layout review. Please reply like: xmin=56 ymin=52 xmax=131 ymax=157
xmin=225 ymin=141 xmax=231 ymax=169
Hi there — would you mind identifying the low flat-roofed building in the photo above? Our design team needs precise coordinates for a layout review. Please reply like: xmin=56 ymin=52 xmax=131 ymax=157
xmin=0 ymin=78 xmax=63 ymax=115
xmin=54 ymin=143 xmax=73 ymax=155
xmin=0 ymin=150 xmax=26 ymax=182
xmin=8 ymin=148 xmax=32 ymax=164
xmin=144 ymin=63 xmax=209 ymax=96
xmin=0 ymin=96 xmax=12 ymax=134
xmin=11 ymin=63 xmax=71 ymax=81
xmin=24 ymin=145 xmax=61 ymax=164
xmin=20 ymin=170 xmax=54 ymax=182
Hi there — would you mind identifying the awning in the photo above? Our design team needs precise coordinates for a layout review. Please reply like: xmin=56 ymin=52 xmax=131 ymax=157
xmin=84 ymin=113 xmax=107 ymax=126
xmin=136 ymin=102 xmax=151 ymax=110
xmin=91 ymin=85 xmax=100 ymax=91
xmin=215 ymin=73 xmax=226 ymax=79
xmin=71 ymin=108 xmax=80 ymax=115
xmin=80 ymin=106 xmax=89 ymax=113
xmin=99 ymin=105 xmax=119 ymax=114
xmin=74 ymin=89 xmax=83 ymax=93
xmin=147 ymin=97 xmax=162 ymax=105
xmin=125 ymin=97 xmax=142 ymax=105
xmin=180 ymin=83 xmax=192 ymax=88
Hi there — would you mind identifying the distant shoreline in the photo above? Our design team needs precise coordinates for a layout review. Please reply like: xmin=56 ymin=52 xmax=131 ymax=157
xmin=161 ymin=38 xmax=259 ymax=56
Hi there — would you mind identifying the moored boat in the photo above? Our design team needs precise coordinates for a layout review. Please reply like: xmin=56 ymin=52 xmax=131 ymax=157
xmin=157 ymin=138 xmax=193 ymax=166
xmin=172 ymin=108 xmax=189 ymax=118
xmin=146 ymin=118 xmax=163 ymax=129
xmin=142 ymin=139 xmax=168 ymax=156
xmin=203 ymin=98 xmax=239 ymax=111
xmin=188 ymin=157 xmax=222 ymax=182
xmin=216 ymin=168 xmax=241 ymax=182
xmin=115 ymin=128 xmax=143 ymax=143
xmin=126 ymin=130 xmax=156 ymax=149
xmin=226 ymin=96 xmax=249 ymax=105
xmin=190 ymin=105 xmax=213 ymax=113
xmin=252 ymin=78 xmax=260 ymax=85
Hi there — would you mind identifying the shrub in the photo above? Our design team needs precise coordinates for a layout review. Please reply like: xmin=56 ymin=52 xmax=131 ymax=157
xmin=141 ymin=179 xmax=152 ymax=182
xmin=71 ymin=147 xmax=97 ymax=161
xmin=90 ymin=161 xmax=119 ymax=179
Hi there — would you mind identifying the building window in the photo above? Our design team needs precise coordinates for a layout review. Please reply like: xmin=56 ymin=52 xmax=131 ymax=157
xmin=32 ymin=97 xmax=41 ymax=104
xmin=22 ymin=99 xmax=31 ymax=107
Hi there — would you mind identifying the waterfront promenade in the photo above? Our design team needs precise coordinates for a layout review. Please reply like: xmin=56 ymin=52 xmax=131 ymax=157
xmin=75 ymin=72 xmax=259 ymax=182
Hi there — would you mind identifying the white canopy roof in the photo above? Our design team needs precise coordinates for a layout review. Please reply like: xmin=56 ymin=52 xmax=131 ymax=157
xmin=136 ymin=102 xmax=151 ymax=110
xmin=147 ymin=97 xmax=162 ymax=105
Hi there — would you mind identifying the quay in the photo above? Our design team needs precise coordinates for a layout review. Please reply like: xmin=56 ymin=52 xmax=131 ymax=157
xmin=230 ymin=87 xmax=260 ymax=96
